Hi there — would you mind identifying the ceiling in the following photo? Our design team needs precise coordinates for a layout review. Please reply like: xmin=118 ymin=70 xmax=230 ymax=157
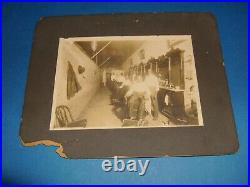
xmin=75 ymin=40 xmax=143 ymax=68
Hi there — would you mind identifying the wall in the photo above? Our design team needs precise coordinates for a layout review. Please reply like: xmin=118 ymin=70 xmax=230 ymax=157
xmin=50 ymin=38 xmax=101 ymax=129
xmin=122 ymin=40 xmax=169 ymax=71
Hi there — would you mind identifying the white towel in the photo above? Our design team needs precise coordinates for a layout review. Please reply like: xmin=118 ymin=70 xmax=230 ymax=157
xmin=164 ymin=94 xmax=169 ymax=106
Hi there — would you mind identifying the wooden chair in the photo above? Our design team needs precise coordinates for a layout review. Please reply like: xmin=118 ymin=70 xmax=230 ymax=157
xmin=55 ymin=105 xmax=87 ymax=128
xmin=122 ymin=119 xmax=139 ymax=127
xmin=122 ymin=119 xmax=148 ymax=127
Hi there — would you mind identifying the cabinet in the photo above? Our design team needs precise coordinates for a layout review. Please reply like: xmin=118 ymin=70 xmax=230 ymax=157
xmin=157 ymin=48 xmax=187 ymax=123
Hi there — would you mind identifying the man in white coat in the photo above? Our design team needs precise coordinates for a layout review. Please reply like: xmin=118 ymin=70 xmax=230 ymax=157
xmin=144 ymin=69 xmax=159 ymax=120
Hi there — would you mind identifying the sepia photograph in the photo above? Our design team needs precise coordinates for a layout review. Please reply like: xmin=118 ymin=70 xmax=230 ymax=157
xmin=50 ymin=35 xmax=203 ymax=130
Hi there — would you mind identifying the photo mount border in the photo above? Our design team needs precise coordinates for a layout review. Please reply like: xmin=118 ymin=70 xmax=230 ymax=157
xmin=20 ymin=13 xmax=239 ymax=158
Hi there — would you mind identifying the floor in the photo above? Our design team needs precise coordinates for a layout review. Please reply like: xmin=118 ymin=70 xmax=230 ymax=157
xmin=80 ymin=86 xmax=171 ymax=129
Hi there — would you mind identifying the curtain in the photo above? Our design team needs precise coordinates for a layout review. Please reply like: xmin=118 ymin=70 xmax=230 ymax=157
xmin=67 ymin=62 xmax=81 ymax=99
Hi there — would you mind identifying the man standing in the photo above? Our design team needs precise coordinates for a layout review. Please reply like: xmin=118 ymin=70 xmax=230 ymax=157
xmin=102 ymin=69 xmax=107 ymax=87
xmin=125 ymin=76 xmax=150 ymax=121
xmin=145 ymin=69 xmax=159 ymax=120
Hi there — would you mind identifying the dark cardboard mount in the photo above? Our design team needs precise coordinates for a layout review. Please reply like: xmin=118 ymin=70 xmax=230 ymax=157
xmin=20 ymin=13 xmax=239 ymax=159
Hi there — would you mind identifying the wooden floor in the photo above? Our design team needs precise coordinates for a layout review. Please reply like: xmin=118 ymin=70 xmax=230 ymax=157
xmin=79 ymin=86 xmax=171 ymax=129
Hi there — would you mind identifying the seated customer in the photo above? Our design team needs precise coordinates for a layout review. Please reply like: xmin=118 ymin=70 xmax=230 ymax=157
xmin=125 ymin=76 xmax=150 ymax=121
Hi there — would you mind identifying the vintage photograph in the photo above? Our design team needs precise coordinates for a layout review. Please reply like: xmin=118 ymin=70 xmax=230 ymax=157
xmin=50 ymin=35 xmax=203 ymax=130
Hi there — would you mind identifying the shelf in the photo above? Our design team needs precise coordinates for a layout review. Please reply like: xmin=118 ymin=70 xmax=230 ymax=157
xmin=159 ymin=86 xmax=184 ymax=92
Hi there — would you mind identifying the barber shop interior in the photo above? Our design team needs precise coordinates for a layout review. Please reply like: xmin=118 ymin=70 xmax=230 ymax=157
xmin=50 ymin=36 xmax=203 ymax=130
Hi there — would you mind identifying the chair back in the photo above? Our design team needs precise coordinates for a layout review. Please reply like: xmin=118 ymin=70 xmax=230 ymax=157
xmin=55 ymin=105 xmax=73 ymax=127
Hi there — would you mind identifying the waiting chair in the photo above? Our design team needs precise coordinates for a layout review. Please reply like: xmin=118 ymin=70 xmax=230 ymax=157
xmin=55 ymin=105 xmax=87 ymax=128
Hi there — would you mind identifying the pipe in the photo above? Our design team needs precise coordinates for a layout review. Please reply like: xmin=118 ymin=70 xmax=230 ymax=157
xmin=91 ymin=41 xmax=112 ymax=59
